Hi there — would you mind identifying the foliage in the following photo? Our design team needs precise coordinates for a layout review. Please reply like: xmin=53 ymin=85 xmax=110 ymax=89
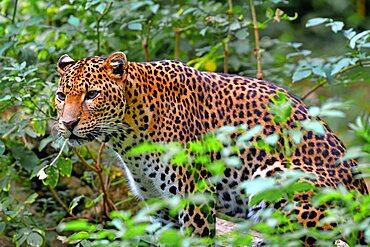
xmin=0 ymin=0 xmax=369 ymax=246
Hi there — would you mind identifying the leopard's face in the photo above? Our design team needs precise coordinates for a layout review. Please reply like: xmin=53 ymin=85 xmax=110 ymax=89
xmin=55 ymin=52 xmax=128 ymax=146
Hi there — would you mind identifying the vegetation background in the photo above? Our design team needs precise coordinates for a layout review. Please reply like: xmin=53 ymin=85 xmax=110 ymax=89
xmin=0 ymin=0 xmax=369 ymax=246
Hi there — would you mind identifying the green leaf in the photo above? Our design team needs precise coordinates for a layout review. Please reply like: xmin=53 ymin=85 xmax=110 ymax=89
xmin=235 ymin=29 xmax=248 ymax=40
xmin=56 ymin=158 xmax=72 ymax=177
xmin=230 ymin=21 xmax=241 ymax=31
xmin=0 ymin=95 xmax=11 ymax=102
xmin=149 ymin=4 xmax=159 ymax=14
xmin=127 ymin=142 xmax=165 ymax=156
xmin=25 ymin=193 xmax=39 ymax=204
xmin=39 ymin=135 xmax=55 ymax=151
xmin=301 ymin=120 xmax=326 ymax=135
xmin=43 ymin=166 xmax=59 ymax=188
xmin=67 ymin=15 xmax=80 ymax=26
xmin=68 ymin=231 xmax=91 ymax=241
xmin=32 ymin=119 xmax=47 ymax=135
xmin=0 ymin=176 xmax=11 ymax=191
xmin=285 ymin=181 xmax=316 ymax=194
xmin=292 ymin=69 xmax=311 ymax=82
xmin=15 ymin=228 xmax=29 ymax=246
xmin=128 ymin=22 xmax=142 ymax=31
xmin=224 ymin=156 xmax=242 ymax=168
xmin=59 ymin=220 xmax=97 ymax=232
xmin=69 ymin=195 xmax=84 ymax=214
xmin=331 ymin=58 xmax=354 ymax=75
xmin=27 ymin=231 xmax=43 ymax=247
xmin=308 ymin=106 xmax=320 ymax=117
xmin=326 ymin=21 xmax=344 ymax=33
xmin=237 ymin=125 xmax=262 ymax=143
xmin=95 ymin=2 xmax=107 ymax=14
xmin=349 ymin=30 xmax=370 ymax=49
xmin=171 ymin=150 xmax=188 ymax=165
xmin=0 ymin=140 xmax=5 ymax=155
xmin=305 ymin=17 xmax=330 ymax=27
xmin=10 ymin=143 xmax=39 ymax=172
xmin=289 ymin=129 xmax=303 ymax=145
xmin=250 ymin=189 xmax=283 ymax=206
xmin=240 ymin=177 xmax=276 ymax=196
xmin=264 ymin=133 xmax=280 ymax=146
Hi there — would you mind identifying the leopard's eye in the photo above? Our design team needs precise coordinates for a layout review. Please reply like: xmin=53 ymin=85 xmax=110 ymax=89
xmin=85 ymin=90 xmax=100 ymax=100
xmin=56 ymin=92 xmax=66 ymax=102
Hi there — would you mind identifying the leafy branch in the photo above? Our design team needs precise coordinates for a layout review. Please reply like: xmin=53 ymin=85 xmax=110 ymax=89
xmin=302 ymin=59 xmax=370 ymax=100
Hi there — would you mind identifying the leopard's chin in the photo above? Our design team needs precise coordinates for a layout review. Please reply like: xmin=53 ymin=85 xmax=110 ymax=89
xmin=66 ymin=133 xmax=94 ymax=146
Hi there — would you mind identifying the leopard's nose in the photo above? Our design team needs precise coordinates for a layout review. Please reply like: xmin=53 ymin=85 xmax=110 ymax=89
xmin=62 ymin=118 xmax=80 ymax=131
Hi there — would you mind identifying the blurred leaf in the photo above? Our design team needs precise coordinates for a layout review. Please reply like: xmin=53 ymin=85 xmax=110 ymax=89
xmin=292 ymin=69 xmax=311 ymax=82
xmin=95 ymin=2 xmax=107 ymax=14
xmin=349 ymin=30 xmax=370 ymax=49
xmin=25 ymin=193 xmax=39 ymax=204
xmin=10 ymin=143 xmax=39 ymax=172
xmin=305 ymin=17 xmax=330 ymax=27
xmin=59 ymin=220 xmax=97 ymax=232
xmin=67 ymin=15 xmax=80 ymax=27
xmin=326 ymin=21 xmax=344 ymax=33
xmin=43 ymin=166 xmax=59 ymax=188
xmin=264 ymin=133 xmax=280 ymax=146
xmin=39 ymin=136 xmax=55 ymax=151
xmin=301 ymin=120 xmax=326 ymax=135
xmin=0 ymin=140 xmax=5 ymax=155
xmin=69 ymin=195 xmax=84 ymax=214
xmin=27 ymin=231 xmax=43 ymax=247
xmin=68 ymin=232 xmax=90 ymax=241
xmin=128 ymin=22 xmax=142 ymax=31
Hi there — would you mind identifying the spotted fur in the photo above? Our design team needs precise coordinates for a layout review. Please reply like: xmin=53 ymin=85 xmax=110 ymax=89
xmin=55 ymin=52 xmax=368 ymax=245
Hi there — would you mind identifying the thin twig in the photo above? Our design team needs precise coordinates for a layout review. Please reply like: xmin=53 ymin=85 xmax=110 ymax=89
xmin=12 ymin=0 xmax=18 ymax=24
xmin=96 ymin=2 xmax=113 ymax=54
xmin=48 ymin=185 xmax=77 ymax=218
xmin=95 ymin=143 xmax=117 ymax=216
xmin=224 ymin=0 xmax=233 ymax=73
xmin=73 ymin=148 xmax=98 ymax=172
xmin=174 ymin=29 xmax=182 ymax=60
xmin=249 ymin=0 xmax=263 ymax=79
xmin=142 ymin=20 xmax=152 ymax=61
xmin=301 ymin=80 xmax=326 ymax=100
xmin=29 ymin=97 xmax=54 ymax=119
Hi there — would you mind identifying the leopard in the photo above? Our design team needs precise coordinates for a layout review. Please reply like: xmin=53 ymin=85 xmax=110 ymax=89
xmin=55 ymin=51 xmax=368 ymax=246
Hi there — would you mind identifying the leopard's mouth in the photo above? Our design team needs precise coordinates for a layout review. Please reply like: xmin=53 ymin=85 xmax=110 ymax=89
xmin=66 ymin=133 xmax=95 ymax=146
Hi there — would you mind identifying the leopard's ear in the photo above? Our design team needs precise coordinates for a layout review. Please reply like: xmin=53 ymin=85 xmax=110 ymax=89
xmin=57 ymin=54 xmax=75 ymax=75
xmin=103 ymin=52 xmax=128 ymax=80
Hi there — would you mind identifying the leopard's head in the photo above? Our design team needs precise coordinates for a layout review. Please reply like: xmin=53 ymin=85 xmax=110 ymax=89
xmin=55 ymin=52 xmax=129 ymax=146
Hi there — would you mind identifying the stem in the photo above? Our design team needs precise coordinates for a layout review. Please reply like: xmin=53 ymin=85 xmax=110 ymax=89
xmin=174 ymin=29 xmax=182 ymax=60
xmin=74 ymin=148 xmax=98 ymax=172
xmin=12 ymin=0 xmax=18 ymax=24
xmin=95 ymin=143 xmax=117 ymax=216
xmin=301 ymin=80 xmax=326 ymax=100
xmin=249 ymin=0 xmax=263 ymax=79
xmin=356 ymin=0 xmax=365 ymax=17
xmin=96 ymin=2 xmax=113 ymax=54
xmin=142 ymin=20 xmax=152 ymax=61
xmin=224 ymin=0 xmax=233 ymax=73
xmin=49 ymin=185 xmax=76 ymax=217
